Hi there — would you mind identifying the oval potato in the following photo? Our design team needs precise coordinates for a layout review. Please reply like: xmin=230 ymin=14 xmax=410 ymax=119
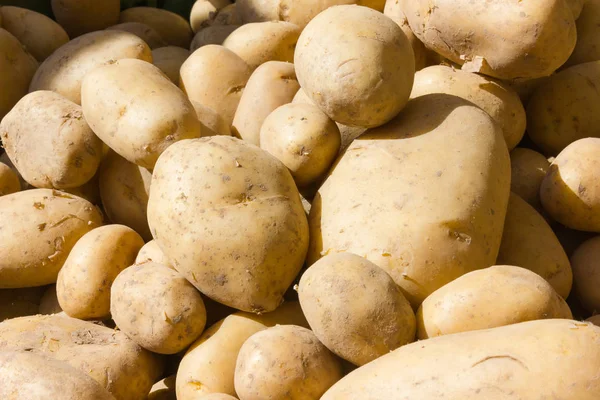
xmin=107 ymin=22 xmax=167 ymax=49
xmin=119 ymin=7 xmax=193 ymax=48
xmin=51 ymin=0 xmax=120 ymax=37
xmin=510 ymin=148 xmax=549 ymax=210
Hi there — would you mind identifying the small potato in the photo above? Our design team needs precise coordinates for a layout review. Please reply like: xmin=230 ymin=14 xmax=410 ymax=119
xmin=1 ymin=91 xmax=104 ymax=189
xmin=38 ymin=285 xmax=63 ymax=315
xmin=149 ymin=375 xmax=177 ymax=400
xmin=111 ymin=263 xmax=207 ymax=354
xmin=51 ymin=0 xmax=120 ymax=37
xmin=510 ymin=148 xmax=550 ymax=210
xmin=191 ymin=25 xmax=240 ymax=51
xmin=82 ymin=58 xmax=202 ymax=169
xmin=299 ymin=253 xmax=415 ymax=366
xmin=135 ymin=240 xmax=173 ymax=268
xmin=29 ymin=30 xmax=152 ymax=105
xmin=260 ymin=103 xmax=341 ymax=188
xmin=571 ymin=236 xmax=600 ymax=313
xmin=235 ymin=325 xmax=343 ymax=400
xmin=295 ymin=5 xmax=415 ymax=128
xmin=0 ymin=287 xmax=45 ymax=322
xmin=152 ymin=46 xmax=191 ymax=83
xmin=383 ymin=0 xmax=429 ymax=71
xmin=540 ymin=138 xmax=600 ymax=232
xmin=0 ymin=6 xmax=69 ymax=61
xmin=232 ymin=61 xmax=300 ymax=145
xmin=56 ymin=225 xmax=144 ymax=320
xmin=190 ymin=0 xmax=233 ymax=32
xmin=120 ymin=7 xmax=193 ymax=48
xmin=192 ymin=101 xmax=232 ymax=136
xmin=180 ymin=45 xmax=251 ymax=126
xmin=0 ymin=161 xmax=20 ymax=196
xmin=107 ymin=22 xmax=168 ymax=49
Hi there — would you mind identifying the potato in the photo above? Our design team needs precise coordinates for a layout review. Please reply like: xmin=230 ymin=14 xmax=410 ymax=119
xmin=309 ymin=94 xmax=510 ymax=306
xmin=235 ymin=325 xmax=343 ymax=400
xmin=295 ymin=6 xmax=414 ymax=128
xmin=111 ymin=263 xmax=207 ymax=354
xmin=0 ymin=6 xmax=69 ymax=61
xmin=176 ymin=302 xmax=308 ymax=399
xmin=401 ymin=0 xmax=576 ymax=80
xmin=565 ymin=0 xmax=600 ymax=67
xmin=148 ymin=137 xmax=308 ymax=312
xmin=322 ymin=319 xmax=600 ymax=399
xmin=180 ymin=45 xmax=251 ymax=126
xmin=0 ymin=287 xmax=45 ymax=322
xmin=232 ymin=61 xmax=300 ymax=145
xmin=0 ymin=29 xmax=38 ymax=120
xmin=191 ymin=25 xmax=240 ymax=51
xmin=260 ymin=103 xmax=341 ymax=188
xmin=588 ymin=314 xmax=600 ymax=326
xmin=540 ymin=138 xmax=600 ymax=232
xmin=152 ymin=46 xmax=190 ymax=83
xmin=192 ymin=101 xmax=232 ymax=136
xmin=119 ymin=7 xmax=193 ymax=48
xmin=149 ymin=375 xmax=177 ymax=400
xmin=527 ymin=62 xmax=600 ymax=155
xmin=571 ymin=236 xmax=600 ymax=313
xmin=0 ymin=189 xmax=102 ymax=288
xmin=567 ymin=0 xmax=585 ymax=19
xmin=503 ymin=76 xmax=551 ymax=106
xmin=29 ymin=30 xmax=152 ymax=105
xmin=0 ymin=351 xmax=115 ymax=400
xmin=63 ymin=171 xmax=101 ymax=205
xmin=51 ymin=0 xmax=119 ymax=37
xmin=411 ymin=65 xmax=526 ymax=151
xmin=299 ymin=253 xmax=415 ymax=366
xmin=0 ymin=161 xmax=20 ymax=196
xmin=1 ymin=91 xmax=103 ymax=189
xmin=510 ymin=148 xmax=550 ymax=210
xmin=383 ymin=0 xmax=429 ymax=71
xmin=0 ymin=313 xmax=163 ymax=400
xmin=135 ymin=239 xmax=173 ymax=267
xmin=82 ymin=58 xmax=201 ymax=170
xmin=190 ymin=0 xmax=232 ymax=32
xmin=38 ymin=284 xmax=62 ymax=315
xmin=212 ymin=3 xmax=242 ymax=26
xmin=497 ymin=193 xmax=572 ymax=298
xmin=107 ymin=22 xmax=168 ymax=49
xmin=0 ymin=152 xmax=27 ymax=189
xmin=56 ymin=225 xmax=144 ymax=320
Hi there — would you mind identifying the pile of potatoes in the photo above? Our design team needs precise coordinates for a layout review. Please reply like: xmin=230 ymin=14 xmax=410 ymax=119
xmin=1 ymin=0 xmax=600 ymax=399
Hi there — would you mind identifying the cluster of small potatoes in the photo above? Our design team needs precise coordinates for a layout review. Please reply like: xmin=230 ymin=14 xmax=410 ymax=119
xmin=1 ymin=0 xmax=600 ymax=399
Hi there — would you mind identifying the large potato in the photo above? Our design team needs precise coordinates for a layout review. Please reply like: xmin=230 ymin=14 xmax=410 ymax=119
xmin=295 ymin=5 xmax=414 ymax=128
xmin=540 ymin=138 xmax=600 ymax=232
xmin=309 ymin=94 xmax=510 ymax=306
xmin=0 ymin=287 xmax=45 ymax=322
xmin=82 ymin=58 xmax=202 ymax=170
xmin=0 ymin=161 xmax=20 ymax=196
xmin=148 ymin=137 xmax=308 ymax=312
xmin=383 ymin=0 xmax=429 ymax=71
xmin=411 ymin=65 xmax=526 ymax=150
xmin=51 ymin=0 xmax=120 ymax=37
xmin=152 ymin=46 xmax=190 ymax=83
xmin=322 ymin=320 xmax=600 ymax=399
xmin=299 ymin=253 xmax=415 ymax=366
xmin=107 ymin=22 xmax=167 ymax=49
xmin=235 ymin=325 xmax=343 ymax=400
xmin=29 ymin=30 xmax=152 ymax=105
xmin=0 ymin=314 xmax=163 ymax=400
xmin=401 ymin=0 xmax=576 ymax=80
xmin=497 ymin=193 xmax=572 ymax=298
xmin=192 ymin=101 xmax=232 ymax=137
xmin=510 ymin=148 xmax=550 ymax=210
xmin=190 ymin=0 xmax=232 ymax=32
xmin=190 ymin=25 xmax=240 ymax=51
xmin=0 ymin=189 xmax=102 ymax=288
xmin=232 ymin=61 xmax=299 ymax=145
xmin=1 ymin=91 xmax=103 ymax=189
xmin=566 ymin=0 xmax=600 ymax=67
xmin=571 ymin=236 xmax=600 ymax=313
xmin=180 ymin=45 xmax=251 ymax=126
xmin=119 ymin=7 xmax=193 ymax=48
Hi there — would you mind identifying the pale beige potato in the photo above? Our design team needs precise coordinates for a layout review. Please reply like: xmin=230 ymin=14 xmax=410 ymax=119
xmin=176 ymin=302 xmax=308 ymax=399
xmin=120 ymin=7 xmax=193 ymax=48
xmin=0 ymin=287 xmax=45 ymax=322
xmin=29 ymin=30 xmax=152 ymax=105
xmin=0 ymin=313 xmax=163 ymax=400
xmin=232 ymin=61 xmax=299 ymax=145
xmin=191 ymin=25 xmax=240 ymax=51
xmin=260 ymin=103 xmax=341 ymax=188
xmin=149 ymin=375 xmax=177 ymax=400
xmin=82 ymin=58 xmax=202 ymax=169
xmin=321 ymin=320 xmax=600 ymax=400
xmin=295 ymin=6 xmax=415 ymax=128
xmin=192 ymin=101 xmax=232 ymax=136
xmin=0 ymin=189 xmax=103 ymax=288
xmin=401 ymin=0 xmax=576 ymax=80
xmin=571 ymin=236 xmax=600 ymax=313
xmin=38 ymin=284 xmax=63 ymax=315
xmin=235 ymin=325 xmax=343 ymax=400
xmin=135 ymin=240 xmax=173 ymax=268
xmin=152 ymin=46 xmax=190 ymax=83
xmin=212 ymin=3 xmax=242 ymax=25
xmin=565 ymin=0 xmax=600 ymax=67
xmin=411 ymin=65 xmax=526 ymax=150
xmin=510 ymin=148 xmax=550 ymax=210
xmin=190 ymin=0 xmax=233 ymax=32
xmin=540 ymin=138 xmax=600 ymax=232
xmin=0 ymin=161 xmax=20 ymax=196
xmin=180 ymin=45 xmax=251 ymax=127
xmin=107 ymin=22 xmax=167 ymax=49
xmin=51 ymin=0 xmax=119 ymax=37
xmin=111 ymin=263 xmax=207 ymax=354
xmin=1 ymin=91 xmax=103 ymax=189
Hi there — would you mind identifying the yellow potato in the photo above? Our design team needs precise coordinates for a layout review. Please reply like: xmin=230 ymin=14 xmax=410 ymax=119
xmin=565 ymin=0 xmax=600 ymax=67
xmin=0 ymin=153 xmax=27 ymax=190
xmin=510 ymin=148 xmax=550 ymax=210
xmin=38 ymin=284 xmax=63 ymax=315
xmin=571 ymin=236 xmax=600 ymax=313
xmin=383 ymin=0 xmax=429 ymax=71
xmin=135 ymin=239 xmax=173 ymax=268
xmin=0 ymin=287 xmax=45 ymax=322
xmin=190 ymin=0 xmax=233 ymax=32
xmin=119 ymin=7 xmax=193 ymax=48
xmin=51 ymin=0 xmax=120 ymax=37
xmin=0 ymin=161 xmax=20 ymax=196
xmin=567 ymin=0 xmax=585 ymax=19
xmin=190 ymin=25 xmax=240 ymax=51
xmin=191 ymin=101 xmax=232 ymax=136
xmin=107 ymin=22 xmax=168 ymax=49
xmin=152 ymin=46 xmax=190 ymax=83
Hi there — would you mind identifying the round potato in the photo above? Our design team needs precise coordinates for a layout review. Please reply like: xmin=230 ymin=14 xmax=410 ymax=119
xmin=510 ymin=148 xmax=550 ymax=210
xmin=565 ymin=0 xmax=600 ymax=67
xmin=119 ymin=7 xmax=193 ymax=48
xmin=295 ymin=5 xmax=415 ymax=128
xmin=571 ymin=236 xmax=600 ymax=313
xmin=135 ymin=240 xmax=173 ymax=268
xmin=190 ymin=25 xmax=240 ymax=51
xmin=540 ymin=138 xmax=600 ymax=232
xmin=38 ymin=285 xmax=63 ymax=315
xmin=190 ymin=0 xmax=232 ymax=32
xmin=29 ymin=30 xmax=152 ymax=105
xmin=192 ymin=101 xmax=232 ymax=136
xmin=152 ymin=46 xmax=190 ymax=83
xmin=383 ymin=0 xmax=429 ymax=71
xmin=51 ymin=0 xmax=120 ymax=37
xmin=232 ymin=61 xmax=300 ymax=145
xmin=107 ymin=22 xmax=167 ymax=49
xmin=0 ymin=161 xmax=20 ymax=196
xmin=235 ymin=325 xmax=343 ymax=400
xmin=260 ymin=103 xmax=341 ymax=188
xmin=1 ymin=91 xmax=103 ymax=189
xmin=0 ymin=287 xmax=45 ymax=322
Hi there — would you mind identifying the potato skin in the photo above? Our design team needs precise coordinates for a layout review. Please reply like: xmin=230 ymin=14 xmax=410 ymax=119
xmin=192 ymin=101 xmax=232 ymax=136
xmin=135 ymin=239 xmax=173 ymax=268
xmin=383 ymin=0 xmax=429 ymax=71
xmin=119 ymin=7 xmax=193 ymax=48
xmin=51 ymin=0 xmax=120 ymax=37
xmin=106 ymin=22 xmax=167 ymax=49
xmin=322 ymin=319 xmax=600 ymax=400
xmin=565 ymin=0 xmax=600 ymax=67
xmin=1 ymin=91 xmax=103 ymax=189
xmin=571 ymin=236 xmax=600 ymax=313
xmin=29 ymin=30 xmax=152 ymax=105
xmin=234 ymin=325 xmax=343 ymax=400
xmin=190 ymin=0 xmax=232 ymax=33
xmin=0 ymin=189 xmax=103 ymax=288
xmin=0 ymin=161 xmax=20 ymax=196
xmin=191 ymin=25 xmax=240 ymax=51
xmin=295 ymin=5 xmax=414 ymax=128
xmin=152 ymin=46 xmax=190 ymax=83
xmin=510 ymin=148 xmax=549 ymax=210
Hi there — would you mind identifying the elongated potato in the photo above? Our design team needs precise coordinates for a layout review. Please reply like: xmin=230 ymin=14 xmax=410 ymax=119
xmin=322 ymin=320 xmax=600 ymax=400
xmin=383 ymin=0 xmax=429 ymax=71
xmin=192 ymin=101 xmax=232 ymax=136
xmin=152 ymin=46 xmax=190 ymax=83
xmin=565 ymin=0 xmax=600 ymax=67
xmin=51 ymin=0 xmax=120 ymax=37
xmin=135 ymin=240 xmax=173 ymax=267
xmin=120 ymin=7 xmax=193 ymax=48
xmin=0 ymin=189 xmax=103 ymax=288
xmin=29 ymin=30 xmax=152 ymax=105
xmin=38 ymin=285 xmax=63 ymax=315
xmin=232 ymin=61 xmax=299 ymax=145
xmin=510 ymin=148 xmax=550 ymax=210
xmin=0 ymin=287 xmax=45 ymax=322
xmin=571 ymin=236 xmax=600 ymax=313
xmin=0 ymin=161 xmax=20 ymax=196
xmin=190 ymin=0 xmax=232 ymax=32
xmin=191 ymin=25 xmax=239 ymax=51
xmin=107 ymin=22 xmax=167 ymax=49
